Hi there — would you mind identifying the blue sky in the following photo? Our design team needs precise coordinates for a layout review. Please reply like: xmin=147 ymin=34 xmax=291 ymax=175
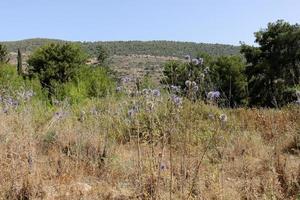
xmin=1 ymin=0 xmax=299 ymax=45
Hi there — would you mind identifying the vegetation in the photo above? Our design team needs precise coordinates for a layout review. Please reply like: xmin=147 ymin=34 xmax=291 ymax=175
xmin=27 ymin=43 xmax=88 ymax=95
xmin=0 ymin=44 xmax=9 ymax=64
xmin=0 ymin=79 xmax=299 ymax=199
xmin=96 ymin=45 xmax=109 ymax=65
xmin=162 ymin=20 xmax=300 ymax=108
xmin=2 ymin=39 xmax=240 ymax=58
xmin=0 ymin=20 xmax=299 ymax=199
xmin=162 ymin=53 xmax=248 ymax=107
xmin=241 ymin=20 xmax=300 ymax=107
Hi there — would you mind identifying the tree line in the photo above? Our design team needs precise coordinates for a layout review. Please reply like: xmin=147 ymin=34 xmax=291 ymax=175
xmin=0 ymin=20 xmax=299 ymax=107
xmin=2 ymin=39 xmax=240 ymax=58
xmin=163 ymin=20 xmax=300 ymax=107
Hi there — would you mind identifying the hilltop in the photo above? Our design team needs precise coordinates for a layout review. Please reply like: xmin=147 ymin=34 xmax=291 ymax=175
xmin=1 ymin=38 xmax=240 ymax=57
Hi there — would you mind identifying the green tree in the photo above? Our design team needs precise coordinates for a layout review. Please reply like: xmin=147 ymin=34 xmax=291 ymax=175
xmin=241 ymin=20 xmax=300 ymax=107
xmin=0 ymin=44 xmax=9 ymax=64
xmin=27 ymin=43 xmax=88 ymax=95
xmin=96 ymin=45 xmax=109 ymax=65
xmin=211 ymin=56 xmax=247 ymax=107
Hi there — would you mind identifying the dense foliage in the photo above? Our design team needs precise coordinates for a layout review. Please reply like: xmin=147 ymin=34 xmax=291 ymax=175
xmin=54 ymin=66 xmax=115 ymax=104
xmin=27 ymin=43 xmax=88 ymax=94
xmin=95 ymin=45 xmax=109 ymax=65
xmin=241 ymin=20 xmax=300 ymax=107
xmin=162 ymin=53 xmax=247 ymax=107
xmin=24 ymin=43 xmax=115 ymax=103
xmin=162 ymin=20 xmax=300 ymax=108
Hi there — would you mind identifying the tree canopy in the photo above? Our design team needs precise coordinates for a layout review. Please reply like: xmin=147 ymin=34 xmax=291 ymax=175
xmin=27 ymin=43 xmax=88 ymax=94
xmin=241 ymin=20 xmax=300 ymax=107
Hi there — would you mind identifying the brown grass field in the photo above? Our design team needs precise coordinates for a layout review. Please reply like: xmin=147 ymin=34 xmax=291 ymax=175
xmin=0 ymin=94 xmax=299 ymax=199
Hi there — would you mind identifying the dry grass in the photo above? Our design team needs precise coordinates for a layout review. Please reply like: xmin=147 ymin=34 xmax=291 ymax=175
xmin=0 ymin=97 xmax=299 ymax=200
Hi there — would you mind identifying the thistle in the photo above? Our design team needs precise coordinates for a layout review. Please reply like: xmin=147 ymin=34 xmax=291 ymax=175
xmin=207 ymin=91 xmax=220 ymax=100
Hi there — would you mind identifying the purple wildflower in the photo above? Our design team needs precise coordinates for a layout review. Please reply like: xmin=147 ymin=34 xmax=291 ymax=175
xmin=207 ymin=91 xmax=220 ymax=100
xmin=184 ymin=55 xmax=191 ymax=61
xmin=192 ymin=58 xmax=200 ymax=65
xmin=160 ymin=162 xmax=168 ymax=171
xmin=198 ymin=58 xmax=204 ymax=66
xmin=54 ymin=111 xmax=67 ymax=119
xmin=171 ymin=95 xmax=182 ymax=106
xmin=193 ymin=85 xmax=199 ymax=92
xmin=116 ymin=86 xmax=122 ymax=92
xmin=121 ymin=77 xmax=131 ymax=84
xmin=192 ymin=81 xmax=197 ymax=87
xmin=152 ymin=89 xmax=161 ymax=97
xmin=170 ymin=85 xmax=181 ymax=93
xmin=142 ymin=89 xmax=151 ymax=95
xmin=204 ymin=67 xmax=210 ymax=74
xmin=219 ymin=114 xmax=228 ymax=122
xmin=185 ymin=80 xmax=192 ymax=88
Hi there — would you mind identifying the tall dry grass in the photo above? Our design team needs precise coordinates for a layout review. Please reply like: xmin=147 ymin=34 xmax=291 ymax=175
xmin=0 ymin=96 xmax=299 ymax=200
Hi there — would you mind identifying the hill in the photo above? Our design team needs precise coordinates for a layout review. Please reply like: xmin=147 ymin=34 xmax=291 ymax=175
xmin=1 ymin=38 xmax=240 ymax=57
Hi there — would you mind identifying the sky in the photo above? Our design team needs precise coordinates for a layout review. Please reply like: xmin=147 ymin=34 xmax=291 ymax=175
xmin=1 ymin=0 xmax=299 ymax=45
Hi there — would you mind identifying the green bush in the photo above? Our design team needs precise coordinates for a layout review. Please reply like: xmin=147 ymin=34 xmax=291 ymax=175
xmin=27 ymin=43 xmax=88 ymax=95
xmin=0 ymin=64 xmax=46 ymax=100
xmin=54 ymin=66 xmax=115 ymax=104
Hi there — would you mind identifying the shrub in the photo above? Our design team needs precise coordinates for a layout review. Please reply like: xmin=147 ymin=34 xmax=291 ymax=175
xmin=27 ymin=43 xmax=88 ymax=95
xmin=0 ymin=64 xmax=46 ymax=100
xmin=54 ymin=66 xmax=115 ymax=104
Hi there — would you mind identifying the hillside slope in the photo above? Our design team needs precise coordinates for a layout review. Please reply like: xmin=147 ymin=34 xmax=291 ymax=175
xmin=1 ymin=38 xmax=240 ymax=57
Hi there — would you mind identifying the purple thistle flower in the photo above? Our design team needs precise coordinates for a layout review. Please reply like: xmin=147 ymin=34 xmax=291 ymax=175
xmin=116 ymin=86 xmax=122 ymax=92
xmin=152 ymin=89 xmax=161 ymax=97
xmin=204 ymin=67 xmax=210 ymax=74
xmin=193 ymin=85 xmax=199 ymax=92
xmin=192 ymin=81 xmax=197 ymax=87
xmin=160 ymin=162 xmax=168 ymax=171
xmin=184 ymin=55 xmax=191 ymax=61
xmin=198 ymin=58 xmax=204 ymax=66
xmin=128 ymin=109 xmax=136 ymax=117
xmin=170 ymin=85 xmax=181 ymax=93
xmin=219 ymin=114 xmax=228 ymax=122
xmin=192 ymin=58 xmax=200 ymax=65
xmin=207 ymin=91 xmax=220 ymax=100
xmin=185 ymin=80 xmax=192 ymax=88
xmin=171 ymin=95 xmax=182 ymax=106
xmin=121 ymin=77 xmax=131 ymax=84
xmin=142 ymin=89 xmax=151 ymax=95
xmin=54 ymin=111 xmax=67 ymax=119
